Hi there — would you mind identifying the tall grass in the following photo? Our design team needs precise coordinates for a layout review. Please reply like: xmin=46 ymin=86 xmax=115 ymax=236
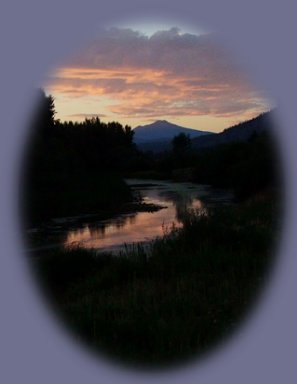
xmin=32 ymin=193 xmax=280 ymax=369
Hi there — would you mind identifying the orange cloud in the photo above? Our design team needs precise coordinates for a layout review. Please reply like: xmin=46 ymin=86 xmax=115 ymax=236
xmin=45 ymin=28 xmax=271 ymax=125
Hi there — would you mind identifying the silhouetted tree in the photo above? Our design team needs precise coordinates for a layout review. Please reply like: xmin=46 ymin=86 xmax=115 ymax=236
xmin=172 ymin=133 xmax=191 ymax=155
xmin=33 ymin=88 xmax=56 ymax=134
xmin=24 ymin=91 xmax=139 ymax=223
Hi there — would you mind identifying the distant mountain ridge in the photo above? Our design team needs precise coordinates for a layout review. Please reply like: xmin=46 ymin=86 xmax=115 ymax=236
xmin=133 ymin=120 xmax=213 ymax=144
xmin=133 ymin=112 xmax=273 ymax=153
xmin=191 ymin=111 xmax=274 ymax=150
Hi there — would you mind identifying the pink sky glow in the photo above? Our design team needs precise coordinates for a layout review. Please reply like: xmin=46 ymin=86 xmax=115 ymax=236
xmin=45 ymin=27 xmax=272 ymax=132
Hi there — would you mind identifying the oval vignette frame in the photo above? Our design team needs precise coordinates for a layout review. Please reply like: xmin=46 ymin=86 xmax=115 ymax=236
xmin=1 ymin=1 xmax=296 ymax=384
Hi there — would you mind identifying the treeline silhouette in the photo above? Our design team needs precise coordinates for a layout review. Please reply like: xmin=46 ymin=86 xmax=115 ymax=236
xmin=191 ymin=133 xmax=279 ymax=199
xmin=28 ymin=90 xmax=138 ymax=172
xmin=23 ymin=90 xmax=280 ymax=225
xmin=23 ymin=90 xmax=142 ymax=224
xmin=134 ymin=115 xmax=280 ymax=200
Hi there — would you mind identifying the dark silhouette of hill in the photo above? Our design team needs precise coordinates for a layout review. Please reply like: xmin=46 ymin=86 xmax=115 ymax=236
xmin=133 ymin=120 xmax=214 ymax=153
xmin=137 ymin=110 xmax=280 ymax=199
xmin=134 ymin=120 xmax=213 ymax=144
xmin=192 ymin=111 xmax=274 ymax=150
xmin=135 ymin=138 xmax=177 ymax=153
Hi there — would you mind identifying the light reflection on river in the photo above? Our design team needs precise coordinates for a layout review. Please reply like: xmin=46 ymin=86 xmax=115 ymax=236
xmin=64 ymin=179 xmax=232 ymax=253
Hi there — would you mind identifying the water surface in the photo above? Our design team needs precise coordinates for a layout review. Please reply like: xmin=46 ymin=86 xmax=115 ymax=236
xmin=64 ymin=179 xmax=233 ymax=252
xmin=27 ymin=179 xmax=233 ymax=254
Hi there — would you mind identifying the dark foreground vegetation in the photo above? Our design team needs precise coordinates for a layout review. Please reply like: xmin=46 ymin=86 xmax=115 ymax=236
xmin=32 ymin=192 xmax=279 ymax=369
xmin=24 ymin=90 xmax=282 ymax=368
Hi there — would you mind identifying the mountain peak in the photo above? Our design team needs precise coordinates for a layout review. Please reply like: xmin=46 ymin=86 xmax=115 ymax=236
xmin=133 ymin=120 xmax=213 ymax=145
xmin=154 ymin=119 xmax=169 ymax=124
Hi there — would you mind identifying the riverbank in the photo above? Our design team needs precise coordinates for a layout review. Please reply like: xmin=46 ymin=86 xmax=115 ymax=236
xmin=23 ymin=171 xmax=137 ymax=227
xmin=32 ymin=191 xmax=279 ymax=369
xmin=25 ymin=179 xmax=232 ymax=254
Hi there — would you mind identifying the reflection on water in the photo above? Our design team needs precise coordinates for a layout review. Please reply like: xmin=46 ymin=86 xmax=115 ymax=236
xmin=63 ymin=179 xmax=232 ymax=252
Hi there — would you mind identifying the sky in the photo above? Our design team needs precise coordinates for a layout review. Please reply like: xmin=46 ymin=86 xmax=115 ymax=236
xmin=44 ymin=26 xmax=272 ymax=133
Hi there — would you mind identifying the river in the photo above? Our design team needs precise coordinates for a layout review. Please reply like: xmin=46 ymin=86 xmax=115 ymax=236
xmin=26 ymin=179 xmax=233 ymax=254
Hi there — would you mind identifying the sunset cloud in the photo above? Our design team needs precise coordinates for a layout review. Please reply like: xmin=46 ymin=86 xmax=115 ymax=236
xmin=68 ymin=113 xmax=107 ymax=119
xmin=45 ymin=27 xmax=271 ymax=130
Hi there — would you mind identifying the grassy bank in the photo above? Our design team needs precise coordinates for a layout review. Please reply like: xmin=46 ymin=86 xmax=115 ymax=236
xmin=32 ymin=193 xmax=280 ymax=369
